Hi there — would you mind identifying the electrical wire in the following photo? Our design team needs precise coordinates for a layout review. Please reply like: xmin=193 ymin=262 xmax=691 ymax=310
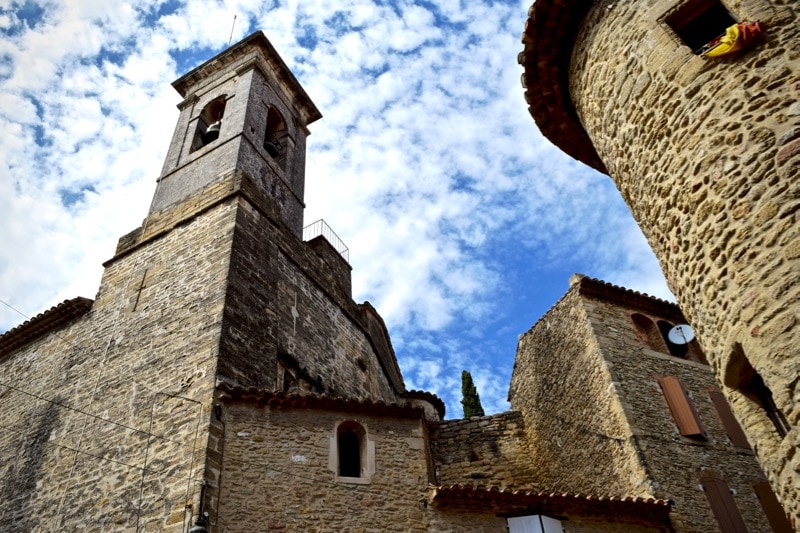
xmin=0 ymin=379 xmax=185 ymax=447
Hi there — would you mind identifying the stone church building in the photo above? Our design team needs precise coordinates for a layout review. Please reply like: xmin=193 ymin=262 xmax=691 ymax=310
xmin=0 ymin=29 xmax=793 ymax=532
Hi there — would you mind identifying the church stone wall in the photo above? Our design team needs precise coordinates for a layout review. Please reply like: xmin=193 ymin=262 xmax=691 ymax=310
xmin=579 ymin=289 xmax=775 ymax=532
xmin=567 ymin=1 xmax=799 ymax=522
xmin=509 ymin=287 xmax=649 ymax=498
xmin=216 ymin=401 xmax=435 ymax=532
xmin=0 ymin=193 xmax=241 ymax=531
xmin=215 ymin=172 xmax=401 ymax=402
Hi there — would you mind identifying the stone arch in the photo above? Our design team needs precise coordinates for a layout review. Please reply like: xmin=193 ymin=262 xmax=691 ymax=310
xmin=264 ymin=105 xmax=289 ymax=162
xmin=190 ymin=95 xmax=226 ymax=152
xmin=631 ymin=313 xmax=668 ymax=353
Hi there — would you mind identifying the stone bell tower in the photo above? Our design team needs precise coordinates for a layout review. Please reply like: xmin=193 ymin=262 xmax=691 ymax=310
xmin=152 ymin=31 xmax=321 ymax=236
xmin=519 ymin=0 xmax=799 ymax=526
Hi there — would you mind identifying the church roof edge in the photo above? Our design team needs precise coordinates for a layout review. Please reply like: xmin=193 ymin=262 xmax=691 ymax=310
xmin=0 ymin=297 xmax=93 ymax=358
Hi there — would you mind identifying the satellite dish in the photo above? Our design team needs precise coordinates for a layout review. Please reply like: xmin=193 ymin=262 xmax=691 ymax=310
xmin=668 ymin=324 xmax=695 ymax=345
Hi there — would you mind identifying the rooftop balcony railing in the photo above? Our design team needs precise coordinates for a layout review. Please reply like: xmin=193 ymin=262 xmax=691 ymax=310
xmin=303 ymin=219 xmax=349 ymax=263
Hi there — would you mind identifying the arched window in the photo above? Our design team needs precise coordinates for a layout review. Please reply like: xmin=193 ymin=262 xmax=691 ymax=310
xmin=631 ymin=313 xmax=667 ymax=352
xmin=264 ymin=106 xmax=288 ymax=160
xmin=191 ymin=95 xmax=226 ymax=152
xmin=729 ymin=345 xmax=790 ymax=439
xmin=337 ymin=421 xmax=365 ymax=478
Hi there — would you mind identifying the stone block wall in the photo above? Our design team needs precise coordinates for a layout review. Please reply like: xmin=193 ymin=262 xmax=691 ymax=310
xmin=509 ymin=287 xmax=649 ymax=498
xmin=216 ymin=397 xmax=435 ymax=532
xmin=0 ymin=187 xmax=239 ymax=531
xmin=430 ymin=411 xmax=538 ymax=489
xmin=578 ymin=284 xmax=776 ymax=532
xmin=566 ymin=0 xmax=799 ymax=522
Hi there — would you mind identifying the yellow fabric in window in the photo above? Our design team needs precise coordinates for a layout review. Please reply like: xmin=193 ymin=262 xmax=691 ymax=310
xmin=704 ymin=24 xmax=742 ymax=57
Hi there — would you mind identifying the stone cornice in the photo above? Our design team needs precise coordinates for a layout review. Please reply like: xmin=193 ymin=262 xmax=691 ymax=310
xmin=216 ymin=384 xmax=426 ymax=419
xmin=518 ymin=1 xmax=607 ymax=173
xmin=171 ymin=31 xmax=322 ymax=127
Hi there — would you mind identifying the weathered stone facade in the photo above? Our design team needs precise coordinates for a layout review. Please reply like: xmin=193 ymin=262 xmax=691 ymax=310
xmin=0 ymin=29 xmax=784 ymax=533
xmin=519 ymin=0 xmax=799 ymax=526
xmin=511 ymin=275 xmax=786 ymax=532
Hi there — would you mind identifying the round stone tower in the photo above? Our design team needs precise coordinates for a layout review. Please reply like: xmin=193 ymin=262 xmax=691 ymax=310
xmin=519 ymin=0 xmax=798 ymax=525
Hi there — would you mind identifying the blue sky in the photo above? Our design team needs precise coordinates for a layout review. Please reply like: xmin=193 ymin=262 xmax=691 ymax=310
xmin=0 ymin=0 xmax=671 ymax=417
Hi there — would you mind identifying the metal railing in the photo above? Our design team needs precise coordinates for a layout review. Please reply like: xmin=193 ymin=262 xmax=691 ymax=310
xmin=303 ymin=219 xmax=349 ymax=263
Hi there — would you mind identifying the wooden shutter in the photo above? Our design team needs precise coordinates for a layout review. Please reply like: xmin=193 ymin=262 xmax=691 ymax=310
xmin=753 ymin=480 xmax=793 ymax=533
xmin=699 ymin=472 xmax=747 ymax=533
xmin=708 ymin=387 xmax=751 ymax=449
xmin=659 ymin=376 xmax=707 ymax=438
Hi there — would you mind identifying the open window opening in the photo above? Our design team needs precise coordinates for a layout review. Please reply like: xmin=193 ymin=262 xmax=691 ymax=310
xmin=729 ymin=346 xmax=790 ymax=438
xmin=191 ymin=95 xmax=226 ymax=152
xmin=335 ymin=421 xmax=369 ymax=480
xmin=338 ymin=424 xmax=362 ymax=477
xmin=665 ymin=0 xmax=737 ymax=54
xmin=632 ymin=313 xmax=668 ymax=353
xmin=264 ymin=106 xmax=288 ymax=161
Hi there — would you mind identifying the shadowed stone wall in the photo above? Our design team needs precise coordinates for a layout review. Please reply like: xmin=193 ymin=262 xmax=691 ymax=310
xmin=522 ymin=0 xmax=798 ymax=522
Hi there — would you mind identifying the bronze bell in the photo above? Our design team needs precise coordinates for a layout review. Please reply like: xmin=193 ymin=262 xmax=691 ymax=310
xmin=264 ymin=139 xmax=280 ymax=157
xmin=201 ymin=120 xmax=221 ymax=144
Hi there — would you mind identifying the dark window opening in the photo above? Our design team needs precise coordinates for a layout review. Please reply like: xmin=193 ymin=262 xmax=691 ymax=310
xmin=190 ymin=95 xmax=226 ymax=152
xmin=665 ymin=0 xmax=737 ymax=53
xmin=282 ymin=369 xmax=296 ymax=393
xmin=338 ymin=428 xmax=361 ymax=477
xmin=729 ymin=346 xmax=790 ymax=439
xmin=264 ymin=106 xmax=288 ymax=160
xmin=745 ymin=371 xmax=790 ymax=438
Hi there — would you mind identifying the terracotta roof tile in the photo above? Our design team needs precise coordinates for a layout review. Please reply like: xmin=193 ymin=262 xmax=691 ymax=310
xmin=0 ymin=297 xmax=93 ymax=358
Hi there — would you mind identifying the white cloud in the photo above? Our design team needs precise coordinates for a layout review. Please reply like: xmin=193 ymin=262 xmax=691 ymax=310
xmin=0 ymin=0 xmax=670 ymax=418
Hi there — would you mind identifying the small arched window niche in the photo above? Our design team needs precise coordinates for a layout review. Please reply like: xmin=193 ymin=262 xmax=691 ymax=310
xmin=264 ymin=105 xmax=289 ymax=164
xmin=631 ymin=313 xmax=707 ymax=363
xmin=330 ymin=420 xmax=375 ymax=484
xmin=191 ymin=95 xmax=226 ymax=153
xmin=726 ymin=344 xmax=790 ymax=439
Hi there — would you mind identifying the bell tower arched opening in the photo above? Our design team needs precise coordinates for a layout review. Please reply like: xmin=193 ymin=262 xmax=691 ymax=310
xmin=190 ymin=95 xmax=226 ymax=153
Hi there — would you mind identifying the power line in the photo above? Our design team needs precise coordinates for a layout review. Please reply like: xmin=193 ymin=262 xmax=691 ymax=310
xmin=0 ymin=379 xmax=185 ymax=447
xmin=0 ymin=421 xmax=191 ymax=482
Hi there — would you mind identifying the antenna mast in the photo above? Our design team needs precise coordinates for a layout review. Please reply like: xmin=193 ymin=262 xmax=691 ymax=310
xmin=228 ymin=15 xmax=237 ymax=47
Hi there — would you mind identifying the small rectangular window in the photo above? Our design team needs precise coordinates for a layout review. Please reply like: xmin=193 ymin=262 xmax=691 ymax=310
xmin=665 ymin=0 xmax=737 ymax=53
xmin=659 ymin=376 xmax=707 ymax=439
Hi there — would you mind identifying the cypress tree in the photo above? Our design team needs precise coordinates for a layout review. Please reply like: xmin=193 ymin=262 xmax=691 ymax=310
xmin=461 ymin=370 xmax=485 ymax=418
